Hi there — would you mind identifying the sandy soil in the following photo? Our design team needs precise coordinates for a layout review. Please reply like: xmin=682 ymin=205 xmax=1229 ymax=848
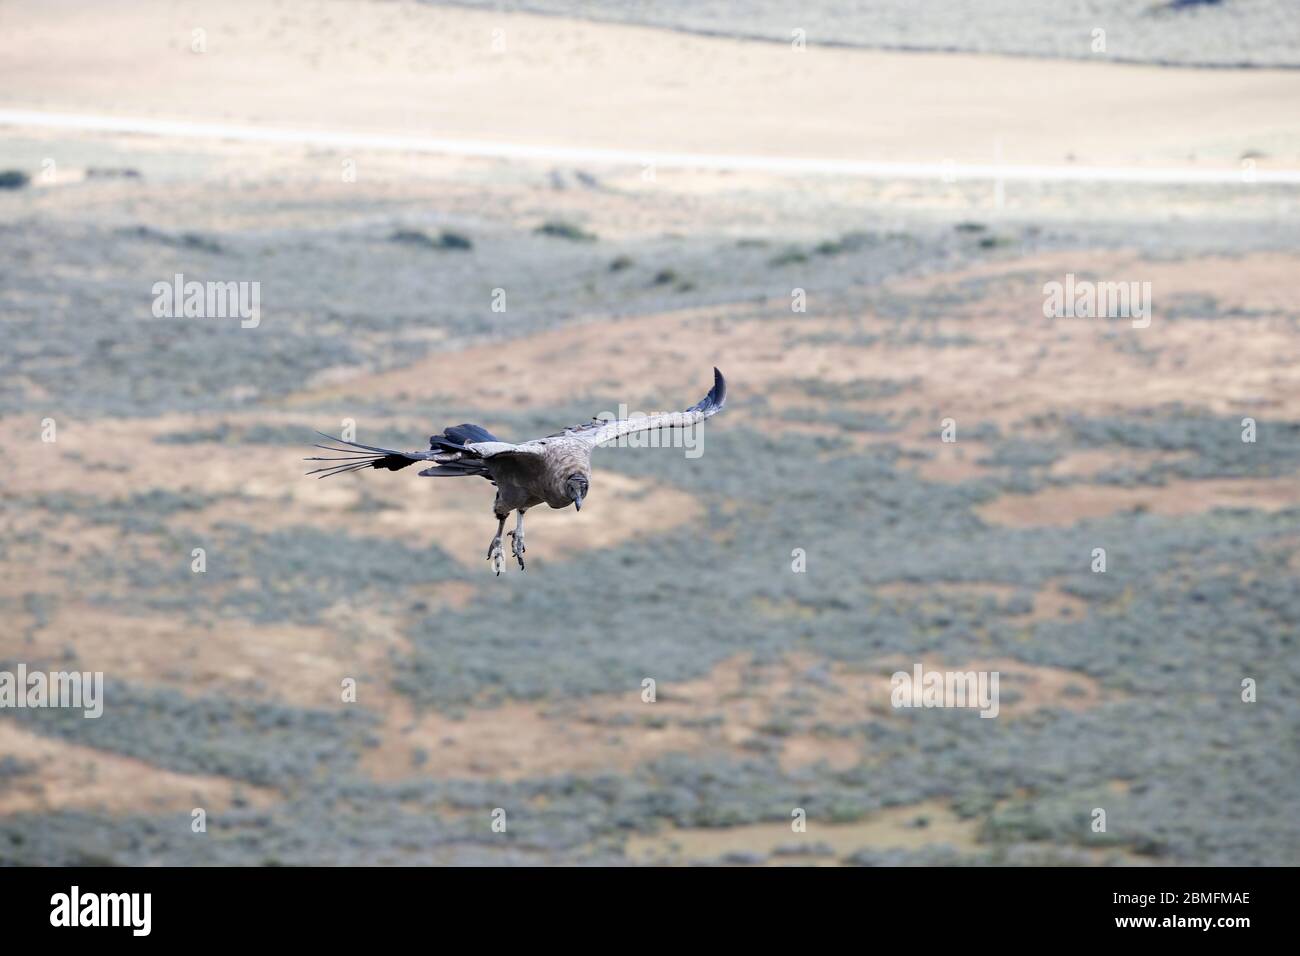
xmin=2 ymin=0 xmax=1299 ymax=171
xmin=979 ymin=477 xmax=1300 ymax=529
xmin=0 ymin=722 xmax=274 ymax=817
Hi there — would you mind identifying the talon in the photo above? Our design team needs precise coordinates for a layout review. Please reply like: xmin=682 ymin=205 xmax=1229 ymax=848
xmin=487 ymin=534 xmax=506 ymax=575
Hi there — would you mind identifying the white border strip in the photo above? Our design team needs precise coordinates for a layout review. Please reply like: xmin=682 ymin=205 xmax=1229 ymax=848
xmin=2 ymin=108 xmax=1298 ymax=185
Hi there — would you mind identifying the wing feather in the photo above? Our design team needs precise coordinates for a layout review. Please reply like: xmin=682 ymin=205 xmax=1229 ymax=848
xmin=464 ymin=441 xmax=548 ymax=459
xmin=558 ymin=368 xmax=727 ymax=447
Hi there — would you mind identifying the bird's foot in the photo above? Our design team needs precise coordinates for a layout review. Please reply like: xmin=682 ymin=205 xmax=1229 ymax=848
xmin=486 ymin=536 xmax=505 ymax=576
xmin=508 ymin=529 xmax=526 ymax=570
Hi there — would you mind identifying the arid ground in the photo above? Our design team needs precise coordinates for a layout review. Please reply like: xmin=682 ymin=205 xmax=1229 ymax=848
xmin=1 ymin=0 xmax=1298 ymax=865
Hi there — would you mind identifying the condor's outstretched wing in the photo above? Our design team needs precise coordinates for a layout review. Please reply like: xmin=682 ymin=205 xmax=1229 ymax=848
xmin=556 ymin=368 xmax=727 ymax=447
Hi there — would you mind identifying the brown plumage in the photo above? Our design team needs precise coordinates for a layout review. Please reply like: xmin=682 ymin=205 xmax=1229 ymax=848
xmin=306 ymin=368 xmax=726 ymax=573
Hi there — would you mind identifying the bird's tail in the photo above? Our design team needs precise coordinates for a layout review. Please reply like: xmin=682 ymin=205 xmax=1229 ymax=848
xmin=304 ymin=432 xmax=429 ymax=479
xmin=417 ymin=424 xmax=496 ymax=478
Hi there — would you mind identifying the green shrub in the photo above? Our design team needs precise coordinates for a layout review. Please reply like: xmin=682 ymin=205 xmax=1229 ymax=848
xmin=0 ymin=170 xmax=30 ymax=190
xmin=535 ymin=220 xmax=597 ymax=242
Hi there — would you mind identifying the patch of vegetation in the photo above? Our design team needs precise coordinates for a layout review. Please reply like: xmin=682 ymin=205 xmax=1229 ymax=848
xmin=1050 ymin=410 xmax=1300 ymax=481
xmin=814 ymin=231 xmax=875 ymax=256
xmin=977 ymin=235 xmax=1014 ymax=249
xmin=535 ymin=220 xmax=597 ymax=242
xmin=85 ymin=167 xmax=143 ymax=180
xmin=977 ymin=439 xmax=1063 ymax=471
xmin=147 ymin=523 xmax=460 ymax=624
xmin=780 ymin=376 xmax=916 ymax=402
xmin=7 ymin=682 xmax=377 ymax=787
xmin=0 ymin=170 xmax=30 ymax=190
xmin=780 ymin=406 xmax=899 ymax=433
xmin=155 ymin=422 xmax=311 ymax=446
xmin=0 ymin=756 xmax=36 ymax=781
xmin=116 ymin=225 xmax=223 ymax=253
xmin=768 ymin=247 xmax=809 ymax=267
xmin=390 ymin=229 xmax=473 ymax=251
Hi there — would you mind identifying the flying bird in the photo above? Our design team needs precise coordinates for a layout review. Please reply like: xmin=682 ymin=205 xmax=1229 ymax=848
xmin=306 ymin=368 xmax=726 ymax=574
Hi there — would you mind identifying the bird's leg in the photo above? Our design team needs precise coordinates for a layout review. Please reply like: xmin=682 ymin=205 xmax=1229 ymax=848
xmin=486 ymin=513 xmax=507 ymax=575
xmin=507 ymin=510 xmax=526 ymax=570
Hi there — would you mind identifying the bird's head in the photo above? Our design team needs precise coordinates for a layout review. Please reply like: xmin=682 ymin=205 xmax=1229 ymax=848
xmin=565 ymin=473 xmax=589 ymax=511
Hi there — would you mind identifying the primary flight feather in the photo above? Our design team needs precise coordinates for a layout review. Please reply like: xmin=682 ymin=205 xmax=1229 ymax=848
xmin=306 ymin=368 xmax=726 ymax=574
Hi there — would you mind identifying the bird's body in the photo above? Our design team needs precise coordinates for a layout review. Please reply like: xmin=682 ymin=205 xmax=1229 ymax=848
xmin=306 ymin=368 xmax=725 ymax=573
xmin=485 ymin=436 xmax=592 ymax=512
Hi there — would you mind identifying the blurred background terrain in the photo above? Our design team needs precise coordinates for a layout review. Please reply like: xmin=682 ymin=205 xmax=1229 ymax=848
xmin=1 ymin=0 xmax=1298 ymax=865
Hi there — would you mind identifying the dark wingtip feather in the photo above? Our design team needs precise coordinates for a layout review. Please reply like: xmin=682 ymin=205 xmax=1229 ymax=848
xmin=687 ymin=367 xmax=727 ymax=416
xmin=312 ymin=431 xmax=408 ymax=456
xmin=710 ymin=367 xmax=726 ymax=410
xmin=306 ymin=459 xmax=377 ymax=478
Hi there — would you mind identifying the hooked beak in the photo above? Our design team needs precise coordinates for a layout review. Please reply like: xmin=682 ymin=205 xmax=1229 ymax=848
xmin=573 ymin=495 xmax=583 ymax=512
